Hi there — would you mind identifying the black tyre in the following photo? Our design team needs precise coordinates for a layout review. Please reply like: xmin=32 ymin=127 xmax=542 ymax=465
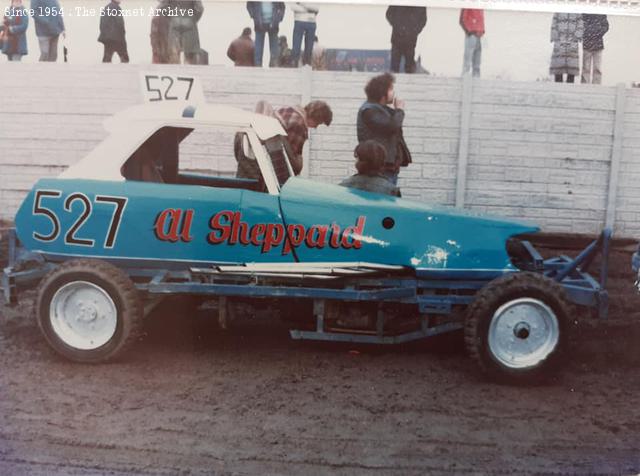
xmin=464 ymin=272 xmax=572 ymax=385
xmin=36 ymin=259 xmax=143 ymax=363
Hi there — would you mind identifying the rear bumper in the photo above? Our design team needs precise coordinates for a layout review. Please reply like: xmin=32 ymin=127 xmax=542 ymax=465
xmin=2 ymin=229 xmax=52 ymax=305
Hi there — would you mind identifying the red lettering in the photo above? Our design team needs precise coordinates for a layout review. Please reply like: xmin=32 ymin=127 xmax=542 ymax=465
xmin=283 ymin=224 xmax=305 ymax=255
xmin=230 ymin=211 xmax=251 ymax=245
xmin=250 ymin=223 xmax=266 ymax=246
xmin=262 ymin=223 xmax=285 ymax=253
xmin=341 ymin=216 xmax=366 ymax=249
xmin=306 ymin=225 xmax=328 ymax=248
xmin=207 ymin=210 xmax=233 ymax=244
xmin=154 ymin=208 xmax=182 ymax=242
xmin=329 ymin=223 xmax=341 ymax=249
xmin=180 ymin=209 xmax=194 ymax=243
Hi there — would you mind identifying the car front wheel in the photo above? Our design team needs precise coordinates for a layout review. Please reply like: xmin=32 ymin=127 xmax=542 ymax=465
xmin=464 ymin=272 xmax=571 ymax=385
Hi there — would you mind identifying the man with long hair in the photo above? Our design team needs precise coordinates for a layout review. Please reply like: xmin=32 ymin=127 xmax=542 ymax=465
xmin=357 ymin=73 xmax=412 ymax=185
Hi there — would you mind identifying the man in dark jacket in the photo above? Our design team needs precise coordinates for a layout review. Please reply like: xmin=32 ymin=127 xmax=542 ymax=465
xmin=385 ymin=6 xmax=427 ymax=74
xmin=246 ymin=2 xmax=285 ymax=67
xmin=99 ymin=0 xmax=129 ymax=63
xmin=227 ymin=27 xmax=254 ymax=66
xmin=357 ymin=73 xmax=412 ymax=185
xmin=581 ymin=14 xmax=609 ymax=84
xmin=31 ymin=0 xmax=65 ymax=62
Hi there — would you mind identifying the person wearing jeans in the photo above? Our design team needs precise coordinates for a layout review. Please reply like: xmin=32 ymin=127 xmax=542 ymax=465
xmin=246 ymin=2 xmax=285 ymax=67
xmin=581 ymin=14 xmax=609 ymax=84
xmin=290 ymin=3 xmax=319 ymax=66
xmin=31 ymin=0 xmax=65 ymax=62
xmin=460 ymin=9 xmax=484 ymax=77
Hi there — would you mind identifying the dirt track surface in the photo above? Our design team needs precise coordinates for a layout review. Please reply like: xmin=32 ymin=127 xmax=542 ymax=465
xmin=2 ymin=241 xmax=640 ymax=475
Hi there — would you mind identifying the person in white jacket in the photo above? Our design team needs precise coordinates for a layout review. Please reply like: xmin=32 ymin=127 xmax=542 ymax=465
xmin=290 ymin=2 xmax=319 ymax=66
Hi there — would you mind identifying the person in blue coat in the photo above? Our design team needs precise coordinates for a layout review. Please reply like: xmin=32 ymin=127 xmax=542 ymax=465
xmin=31 ymin=0 xmax=65 ymax=61
xmin=2 ymin=0 xmax=29 ymax=61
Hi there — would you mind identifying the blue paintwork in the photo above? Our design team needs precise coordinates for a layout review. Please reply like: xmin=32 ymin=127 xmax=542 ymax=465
xmin=15 ymin=178 xmax=293 ymax=267
xmin=14 ymin=176 xmax=539 ymax=271
xmin=279 ymin=178 xmax=539 ymax=271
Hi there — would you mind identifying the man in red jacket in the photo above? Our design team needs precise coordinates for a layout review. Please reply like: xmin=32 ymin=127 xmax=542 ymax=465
xmin=460 ymin=9 xmax=485 ymax=77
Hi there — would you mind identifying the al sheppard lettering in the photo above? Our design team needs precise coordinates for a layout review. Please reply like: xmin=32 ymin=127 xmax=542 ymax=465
xmin=154 ymin=208 xmax=367 ymax=255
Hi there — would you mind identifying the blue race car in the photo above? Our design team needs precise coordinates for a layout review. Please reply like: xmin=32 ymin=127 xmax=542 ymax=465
xmin=2 ymin=102 xmax=611 ymax=384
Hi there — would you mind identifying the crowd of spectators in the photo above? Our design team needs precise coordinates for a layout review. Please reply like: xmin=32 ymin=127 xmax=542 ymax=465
xmin=0 ymin=1 xmax=617 ymax=84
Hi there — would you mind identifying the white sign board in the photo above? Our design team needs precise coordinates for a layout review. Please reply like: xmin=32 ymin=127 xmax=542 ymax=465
xmin=139 ymin=72 xmax=205 ymax=103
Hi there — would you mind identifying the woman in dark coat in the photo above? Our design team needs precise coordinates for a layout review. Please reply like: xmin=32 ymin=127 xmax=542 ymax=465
xmin=2 ymin=0 xmax=28 ymax=61
xmin=549 ymin=12 xmax=583 ymax=83
xmin=99 ymin=0 xmax=129 ymax=63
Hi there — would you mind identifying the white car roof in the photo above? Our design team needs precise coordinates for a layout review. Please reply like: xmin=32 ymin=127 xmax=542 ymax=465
xmin=104 ymin=102 xmax=287 ymax=139
xmin=60 ymin=102 xmax=287 ymax=181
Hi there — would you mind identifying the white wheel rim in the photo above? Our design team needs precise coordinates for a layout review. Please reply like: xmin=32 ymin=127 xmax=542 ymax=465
xmin=49 ymin=281 xmax=118 ymax=351
xmin=488 ymin=298 xmax=560 ymax=370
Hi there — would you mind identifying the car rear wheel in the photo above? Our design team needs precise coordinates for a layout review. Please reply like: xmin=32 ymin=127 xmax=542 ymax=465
xmin=464 ymin=272 xmax=571 ymax=385
xmin=36 ymin=259 xmax=142 ymax=363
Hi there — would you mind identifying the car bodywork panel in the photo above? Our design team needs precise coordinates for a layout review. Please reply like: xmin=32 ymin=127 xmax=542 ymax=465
xmin=14 ymin=177 xmax=538 ymax=272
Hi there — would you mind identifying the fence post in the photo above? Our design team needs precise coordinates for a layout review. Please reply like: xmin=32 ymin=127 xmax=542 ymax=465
xmin=301 ymin=65 xmax=313 ymax=179
xmin=605 ymin=83 xmax=627 ymax=231
xmin=455 ymin=74 xmax=473 ymax=208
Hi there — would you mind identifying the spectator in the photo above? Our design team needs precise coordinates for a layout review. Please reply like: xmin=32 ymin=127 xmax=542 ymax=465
xmin=246 ymin=2 xmax=285 ymax=67
xmin=167 ymin=0 xmax=204 ymax=65
xmin=150 ymin=0 xmax=170 ymax=64
xmin=227 ymin=27 xmax=254 ymax=66
xmin=99 ymin=0 xmax=129 ymax=63
xmin=277 ymin=35 xmax=292 ymax=67
xmin=550 ymin=13 xmax=583 ymax=83
xmin=31 ymin=0 xmax=64 ymax=62
xmin=2 ymin=0 xmax=28 ymax=61
xmin=311 ymin=35 xmax=326 ymax=70
xmin=290 ymin=3 xmax=319 ymax=67
xmin=357 ymin=73 xmax=412 ymax=185
xmin=254 ymin=99 xmax=332 ymax=175
xmin=582 ymin=14 xmax=609 ymax=84
xmin=340 ymin=141 xmax=401 ymax=197
xmin=459 ymin=9 xmax=484 ymax=77
xmin=385 ymin=6 xmax=427 ymax=74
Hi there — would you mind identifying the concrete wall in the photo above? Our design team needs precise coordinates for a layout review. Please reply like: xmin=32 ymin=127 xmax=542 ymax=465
xmin=1 ymin=63 xmax=639 ymax=237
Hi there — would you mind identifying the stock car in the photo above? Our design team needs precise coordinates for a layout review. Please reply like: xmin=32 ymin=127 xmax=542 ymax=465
xmin=2 ymin=101 xmax=611 ymax=384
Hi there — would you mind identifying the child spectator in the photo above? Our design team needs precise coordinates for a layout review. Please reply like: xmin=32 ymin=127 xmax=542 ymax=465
xmin=340 ymin=141 xmax=401 ymax=197
xmin=227 ymin=27 xmax=254 ymax=66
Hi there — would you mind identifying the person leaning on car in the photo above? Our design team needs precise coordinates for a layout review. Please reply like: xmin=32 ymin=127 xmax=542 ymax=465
xmin=357 ymin=72 xmax=412 ymax=186
xmin=275 ymin=100 xmax=332 ymax=175
xmin=340 ymin=140 xmax=401 ymax=197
